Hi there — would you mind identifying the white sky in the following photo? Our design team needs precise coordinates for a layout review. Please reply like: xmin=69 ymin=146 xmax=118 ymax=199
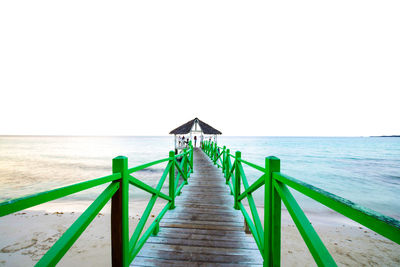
xmin=1 ymin=1 xmax=399 ymax=136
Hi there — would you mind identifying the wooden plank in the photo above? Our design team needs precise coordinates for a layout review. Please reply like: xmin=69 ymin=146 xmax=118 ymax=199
xmin=176 ymin=202 xmax=232 ymax=209
xmin=178 ymin=193 xmax=230 ymax=198
xmin=160 ymin=222 xmax=244 ymax=231
xmin=140 ymin=242 xmax=262 ymax=258
xmin=156 ymin=231 xmax=255 ymax=243
xmin=161 ymin=218 xmax=243 ymax=227
xmin=168 ymin=207 xmax=238 ymax=216
xmin=177 ymin=199 xmax=231 ymax=205
xmin=163 ymin=212 xmax=243 ymax=223
xmin=136 ymin=246 xmax=262 ymax=263
xmin=145 ymin=236 xmax=258 ymax=249
xmin=132 ymin=148 xmax=262 ymax=266
xmin=133 ymin=256 xmax=262 ymax=267
xmin=157 ymin=226 xmax=250 ymax=237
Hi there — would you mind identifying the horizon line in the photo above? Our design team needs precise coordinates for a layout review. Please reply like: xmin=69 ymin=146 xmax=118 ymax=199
xmin=0 ymin=134 xmax=395 ymax=138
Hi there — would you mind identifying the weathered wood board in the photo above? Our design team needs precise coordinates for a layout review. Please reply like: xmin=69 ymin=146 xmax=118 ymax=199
xmin=131 ymin=148 xmax=262 ymax=266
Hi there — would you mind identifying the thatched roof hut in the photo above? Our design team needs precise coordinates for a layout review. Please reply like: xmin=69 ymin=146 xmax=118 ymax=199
xmin=169 ymin=118 xmax=222 ymax=135
xmin=170 ymin=118 xmax=221 ymax=151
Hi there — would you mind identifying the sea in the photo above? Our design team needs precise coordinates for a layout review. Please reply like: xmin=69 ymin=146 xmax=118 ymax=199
xmin=0 ymin=136 xmax=399 ymax=220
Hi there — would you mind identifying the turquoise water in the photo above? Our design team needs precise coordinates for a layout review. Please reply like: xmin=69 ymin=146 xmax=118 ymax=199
xmin=0 ymin=136 xmax=399 ymax=219
xmin=220 ymin=136 xmax=400 ymax=220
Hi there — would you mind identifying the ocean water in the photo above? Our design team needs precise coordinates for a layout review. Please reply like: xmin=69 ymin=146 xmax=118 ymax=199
xmin=0 ymin=136 xmax=399 ymax=220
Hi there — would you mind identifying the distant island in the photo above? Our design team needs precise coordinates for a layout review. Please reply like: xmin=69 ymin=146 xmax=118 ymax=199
xmin=371 ymin=135 xmax=400 ymax=137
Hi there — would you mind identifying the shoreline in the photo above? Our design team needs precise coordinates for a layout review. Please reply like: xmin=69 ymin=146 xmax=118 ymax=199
xmin=1 ymin=201 xmax=399 ymax=266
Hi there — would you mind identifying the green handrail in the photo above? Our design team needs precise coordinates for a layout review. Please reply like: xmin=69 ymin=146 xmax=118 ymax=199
xmin=0 ymin=145 xmax=194 ymax=267
xmin=201 ymin=140 xmax=400 ymax=267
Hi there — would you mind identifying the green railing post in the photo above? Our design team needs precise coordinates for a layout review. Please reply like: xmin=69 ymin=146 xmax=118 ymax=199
xmin=214 ymin=143 xmax=218 ymax=164
xmin=211 ymin=142 xmax=214 ymax=158
xmin=234 ymin=151 xmax=241 ymax=210
xmin=169 ymin=151 xmax=176 ymax=210
xmin=111 ymin=156 xmax=129 ymax=267
xmin=225 ymin=149 xmax=230 ymax=184
xmin=190 ymin=146 xmax=194 ymax=174
xmin=222 ymin=146 xmax=226 ymax=173
xmin=183 ymin=148 xmax=188 ymax=183
xmin=264 ymin=156 xmax=281 ymax=267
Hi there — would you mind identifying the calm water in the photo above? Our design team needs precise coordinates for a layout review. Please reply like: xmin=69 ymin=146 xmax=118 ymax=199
xmin=0 ymin=136 xmax=399 ymax=219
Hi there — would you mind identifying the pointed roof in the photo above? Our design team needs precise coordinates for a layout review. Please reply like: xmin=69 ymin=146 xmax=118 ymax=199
xmin=169 ymin=118 xmax=222 ymax=135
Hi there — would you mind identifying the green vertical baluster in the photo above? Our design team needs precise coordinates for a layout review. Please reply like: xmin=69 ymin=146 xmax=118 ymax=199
xmin=111 ymin=156 xmax=129 ymax=267
xmin=190 ymin=145 xmax=194 ymax=174
xmin=214 ymin=143 xmax=218 ymax=164
xmin=226 ymin=149 xmax=230 ymax=184
xmin=211 ymin=142 xmax=214 ymax=161
xmin=183 ymin=148 xmax=188 ymax=184
xmin=234 ymin=151 xmax=241 ymax=210
xmin=264 ymin=156 xmax=281 ymax=267
xmin=222 ymin=146 xmax=226 ymax=174
xmin=169 ymin=151 xmax=176 ymax=209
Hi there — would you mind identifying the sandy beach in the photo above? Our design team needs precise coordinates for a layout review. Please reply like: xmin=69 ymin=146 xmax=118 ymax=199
xmin=0 ymin=201 xmax=399 ymax=267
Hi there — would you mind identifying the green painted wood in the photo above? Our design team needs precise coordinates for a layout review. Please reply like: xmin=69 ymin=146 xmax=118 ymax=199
xmin=222 ymin=146 xmax=226 ymax=174
xmin=273 ymin=180 xmax=337 ymax=266
xmin=128 ymin=175 xmax=171 ymax=201
xmin=175 ymin=181 xmax=186 ymax=197
xmin=239 ymin=158 xmax=266 ymax=173
xmin=238 ymin=174 xmax=266 ymax=202
xmin=0 ymin=173 xmax=120 ymax=217
xmin=130 ymin=202 xmax=172 ymax=261
xmin=190 ymin=145 xmax=194 ymax=173
xmin=234 ymin=152 xmax=241 ymax=210
xmin=273 ymin=172 xmax=400 ymax=245
xmin=127 ymin=158 xmax=170 ymax=174
xmin=239 ymin=202 xmax=262 ymax=253
xmin=112 ymin=156 xmax=129 ymax=267
xmin=183 ymin=148 xmax=188 ymax=181
xmin=238 ymin=163 xmax=264 ymax=252
xmin=174 ymin=160 xmax=186 ymax=185
xmin=203 ymin=143 xmax=400 ymax=267
xmin=226 ymin=150 xmax=232 ymax=183
xmin=129 ymin=194 xmax=158 ymax=249
xmin=36 ymin=182 xmax=119 ymax=266
xmin=169 ymin=151 xmax=176 ymax=210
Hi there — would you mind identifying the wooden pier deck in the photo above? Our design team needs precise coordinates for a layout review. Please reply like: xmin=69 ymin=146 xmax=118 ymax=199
xmin=132 ymin=148 xmax=262 ymax=266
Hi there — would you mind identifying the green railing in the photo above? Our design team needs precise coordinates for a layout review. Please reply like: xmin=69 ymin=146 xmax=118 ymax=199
xmin=201 ymin=140 xmax=400 ymax=267
xmin=0 ymin=144 xmax=194 ymax=267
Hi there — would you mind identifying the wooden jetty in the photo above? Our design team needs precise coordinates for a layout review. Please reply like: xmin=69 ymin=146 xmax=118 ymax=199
xmin=132 ymin=148 xmax=262 ymax=266
xmin=1 ymin=124 xmax=399 ymax=266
